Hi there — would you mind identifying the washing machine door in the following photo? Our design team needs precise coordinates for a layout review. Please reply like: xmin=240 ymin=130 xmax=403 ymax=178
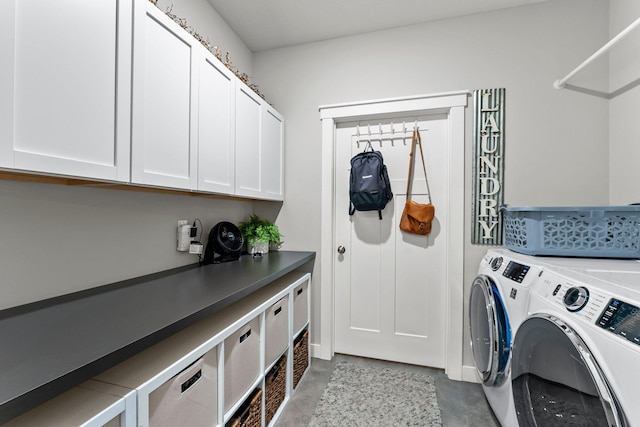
xmin=469 ymin=275 xmax=511 ymax=386
xmin=511 ymin=314 xmax=627 ymax=427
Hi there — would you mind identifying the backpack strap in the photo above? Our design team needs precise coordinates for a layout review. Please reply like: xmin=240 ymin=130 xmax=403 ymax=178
xmin=405 ymin=129 xmax=432 ymax=204
xmin=363 ymin=141 xmax=374 ymax=152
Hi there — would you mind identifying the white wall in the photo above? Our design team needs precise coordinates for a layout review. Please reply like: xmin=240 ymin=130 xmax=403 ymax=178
xmin=253 ymin=0 xmax=610 ymax=369
xmin=155 ymin=0 xmax=253 ymax=75
xmin=0 ymin=180 xmax=254 ymax=309
xmin=609 ymin=0 xmax=640 ymax=204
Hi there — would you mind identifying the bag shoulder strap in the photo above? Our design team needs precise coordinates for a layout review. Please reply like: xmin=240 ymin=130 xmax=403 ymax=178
xmin=405 ymin=129 xmax=432 ymax=204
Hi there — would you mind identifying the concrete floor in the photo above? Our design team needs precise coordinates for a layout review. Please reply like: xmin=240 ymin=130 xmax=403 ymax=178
xmin=275 ymin=354 xmax=500 ymax=427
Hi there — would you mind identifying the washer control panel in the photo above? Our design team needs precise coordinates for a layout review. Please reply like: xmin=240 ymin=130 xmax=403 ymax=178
xmin=540 ymin=275 xmax=608 ymax=324
xmin=597 ymin=299 xmax=640 ymax=347
xmin=502 ymin=261 xmax=530 ymax=283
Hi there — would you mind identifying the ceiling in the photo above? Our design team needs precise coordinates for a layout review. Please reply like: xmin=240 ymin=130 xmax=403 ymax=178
xmin=207 ymin=0 xmax=551 ymax=52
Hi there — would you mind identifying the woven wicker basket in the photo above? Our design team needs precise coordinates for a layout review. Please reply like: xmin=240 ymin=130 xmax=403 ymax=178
xmin=226 ymin=388 xmax=262 ymax=427
xmin=293 ymin=329 xmax=309 ymax=389
xmin=265 ymin=354 xmax=287 ymax=426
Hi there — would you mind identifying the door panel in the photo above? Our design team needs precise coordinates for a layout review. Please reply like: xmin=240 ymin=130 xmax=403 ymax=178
xmin=234 ymin=87 xmax=262 ymax=197
xmin=335 ymin=117 xmax=447 ymax=367
xmin=198 ymin=56 xmax=235 ymax=194
xmin=130 ymin=3 xmax=197 ymax=189
xmin=8 ymin=0 xmax=131 ymax=181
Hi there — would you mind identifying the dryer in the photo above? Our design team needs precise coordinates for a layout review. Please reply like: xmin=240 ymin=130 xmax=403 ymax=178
xmin=469 ymin=249 xmax=544 ymax=427
xmin=510 ymin=256 xmax=640 ymax=426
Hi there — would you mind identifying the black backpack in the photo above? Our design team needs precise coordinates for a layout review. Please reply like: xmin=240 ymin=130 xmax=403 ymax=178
xmin=349 ymin=142 xmax=393 ymax=220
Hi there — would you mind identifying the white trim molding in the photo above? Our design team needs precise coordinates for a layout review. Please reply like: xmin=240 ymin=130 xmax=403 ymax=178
xmin=319 ymin=90 xmax=469 ymax=381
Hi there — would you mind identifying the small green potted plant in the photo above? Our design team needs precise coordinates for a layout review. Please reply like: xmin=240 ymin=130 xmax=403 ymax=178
xmin=238 ymin=214 xmax=282 ymax=254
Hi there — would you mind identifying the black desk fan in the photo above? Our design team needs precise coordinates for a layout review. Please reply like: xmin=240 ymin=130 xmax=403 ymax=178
xmin=203 ymin=221 xmax=243 ymax=264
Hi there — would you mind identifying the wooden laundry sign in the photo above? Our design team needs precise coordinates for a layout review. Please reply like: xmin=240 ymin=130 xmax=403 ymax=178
xmin=472 ymin=88 xmax=505 ymax=245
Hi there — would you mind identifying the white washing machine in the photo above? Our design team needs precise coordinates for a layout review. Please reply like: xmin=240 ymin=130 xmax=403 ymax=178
xmin=510 ymin=255 xmax=640 ymax=426
xmin=469 ymin=249 xmax=544 ymax=427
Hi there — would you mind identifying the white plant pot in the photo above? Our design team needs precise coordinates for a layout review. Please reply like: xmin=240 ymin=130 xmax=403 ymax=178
xmin=250 ymin=240 xmax=269 ymax=255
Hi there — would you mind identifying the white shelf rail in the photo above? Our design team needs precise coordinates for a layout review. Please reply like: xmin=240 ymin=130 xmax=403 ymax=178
xmin=554 ymin=16 xmax=640 ymax=90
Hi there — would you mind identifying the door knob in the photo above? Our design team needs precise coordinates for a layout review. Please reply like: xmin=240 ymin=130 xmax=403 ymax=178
xmin=337 ymin=246 xmax=346 ymax=254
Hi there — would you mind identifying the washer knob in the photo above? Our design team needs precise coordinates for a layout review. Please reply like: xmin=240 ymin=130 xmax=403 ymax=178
xmin=490 ymin=257 xmax=503 ymax=271
xmin=563 ymin=286 xmax=589 ymax=312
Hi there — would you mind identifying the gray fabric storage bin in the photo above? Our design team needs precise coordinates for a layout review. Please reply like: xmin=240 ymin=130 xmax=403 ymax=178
xmin=224 ymin=316 xmax=261 ymax=413
xmin=149 ymin=350 xmax=217 ymax=427
xmin=293 ymin=280 xmax=309 ymax=334
xmin=265 ymin=295 xmax=289 ymax=368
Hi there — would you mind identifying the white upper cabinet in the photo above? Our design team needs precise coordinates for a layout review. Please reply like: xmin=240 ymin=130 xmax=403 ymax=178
xmin=235 ymin=85 xmax=263 ymax=199
xmin=0 ymin=0 xmax=284 ymax=200
xmin=130 ymin=2 xmax=197 ymax=190
xmin=197 ymin=54 xmax=236 ymax=194
xmin=235 ymin=84 xmax=284 ymax=201
xmin=0 ymin=0 xmax=132 ymax=181
xmin=261 ymin=105 xmax=284 ymax=201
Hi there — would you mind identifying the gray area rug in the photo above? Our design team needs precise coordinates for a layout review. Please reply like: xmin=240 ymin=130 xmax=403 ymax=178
xmin=308 ymin=360 xmax=443 ymax=426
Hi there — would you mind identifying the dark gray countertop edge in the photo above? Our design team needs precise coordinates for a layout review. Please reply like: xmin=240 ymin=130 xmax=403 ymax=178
xmin=0 ymin=251 xmax=315 ymax=424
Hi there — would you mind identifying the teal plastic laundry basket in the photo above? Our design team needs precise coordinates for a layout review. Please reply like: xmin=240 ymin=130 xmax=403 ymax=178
xmin=501 ymin=205 xmax=640 ymax=258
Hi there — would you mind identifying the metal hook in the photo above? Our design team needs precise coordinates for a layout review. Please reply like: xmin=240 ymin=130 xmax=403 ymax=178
xmin=389 ymin=122 xmax=395 ymax=146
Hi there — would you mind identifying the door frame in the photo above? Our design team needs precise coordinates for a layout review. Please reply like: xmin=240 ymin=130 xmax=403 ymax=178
xmin=318 ymin=91 xmax=468 ymax=380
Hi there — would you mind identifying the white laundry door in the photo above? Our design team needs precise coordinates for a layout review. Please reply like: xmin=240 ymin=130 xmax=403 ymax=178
xmin=334 ymin=117 xmax=447 ymax=367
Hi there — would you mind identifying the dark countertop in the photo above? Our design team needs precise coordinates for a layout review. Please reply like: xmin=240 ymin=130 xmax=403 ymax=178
xmin=0 ymin=251 xmax=315 ymax=424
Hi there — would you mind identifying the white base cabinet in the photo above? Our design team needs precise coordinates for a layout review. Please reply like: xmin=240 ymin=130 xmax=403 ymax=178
xmin=2 ymin=272 xmax=310 ymax=427
xmin=92 ymin=271 xmax=310 ymax=427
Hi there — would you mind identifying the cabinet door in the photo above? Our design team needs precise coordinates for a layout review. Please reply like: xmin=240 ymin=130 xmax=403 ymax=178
xmin=261 ymin=106 xmax=284 ymax=201
xmin=198 ymin=54 xmax=236 ymax=194
xmin=130 ymin=2 xmax=197 ymax=190
xmin=235 ymin=85 xmax=285 ymax=201
xmin=0 ymin=0 xmax=132 ymax=181
xmin=234 ymin=85 xmax=262 ymax=198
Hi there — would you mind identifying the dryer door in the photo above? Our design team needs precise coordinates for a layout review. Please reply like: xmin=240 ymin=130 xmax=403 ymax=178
xmin=469 ymin=275 xmax=511 ymax=386
xmin=511 ymin=314 xmax=627 ymax=427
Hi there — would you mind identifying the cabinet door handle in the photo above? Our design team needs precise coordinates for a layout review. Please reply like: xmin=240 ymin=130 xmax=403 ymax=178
xmin=297 ymin=288 xmax=304 ymax=296
xmin=274 ymin=307 xmax=282 ymax=316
